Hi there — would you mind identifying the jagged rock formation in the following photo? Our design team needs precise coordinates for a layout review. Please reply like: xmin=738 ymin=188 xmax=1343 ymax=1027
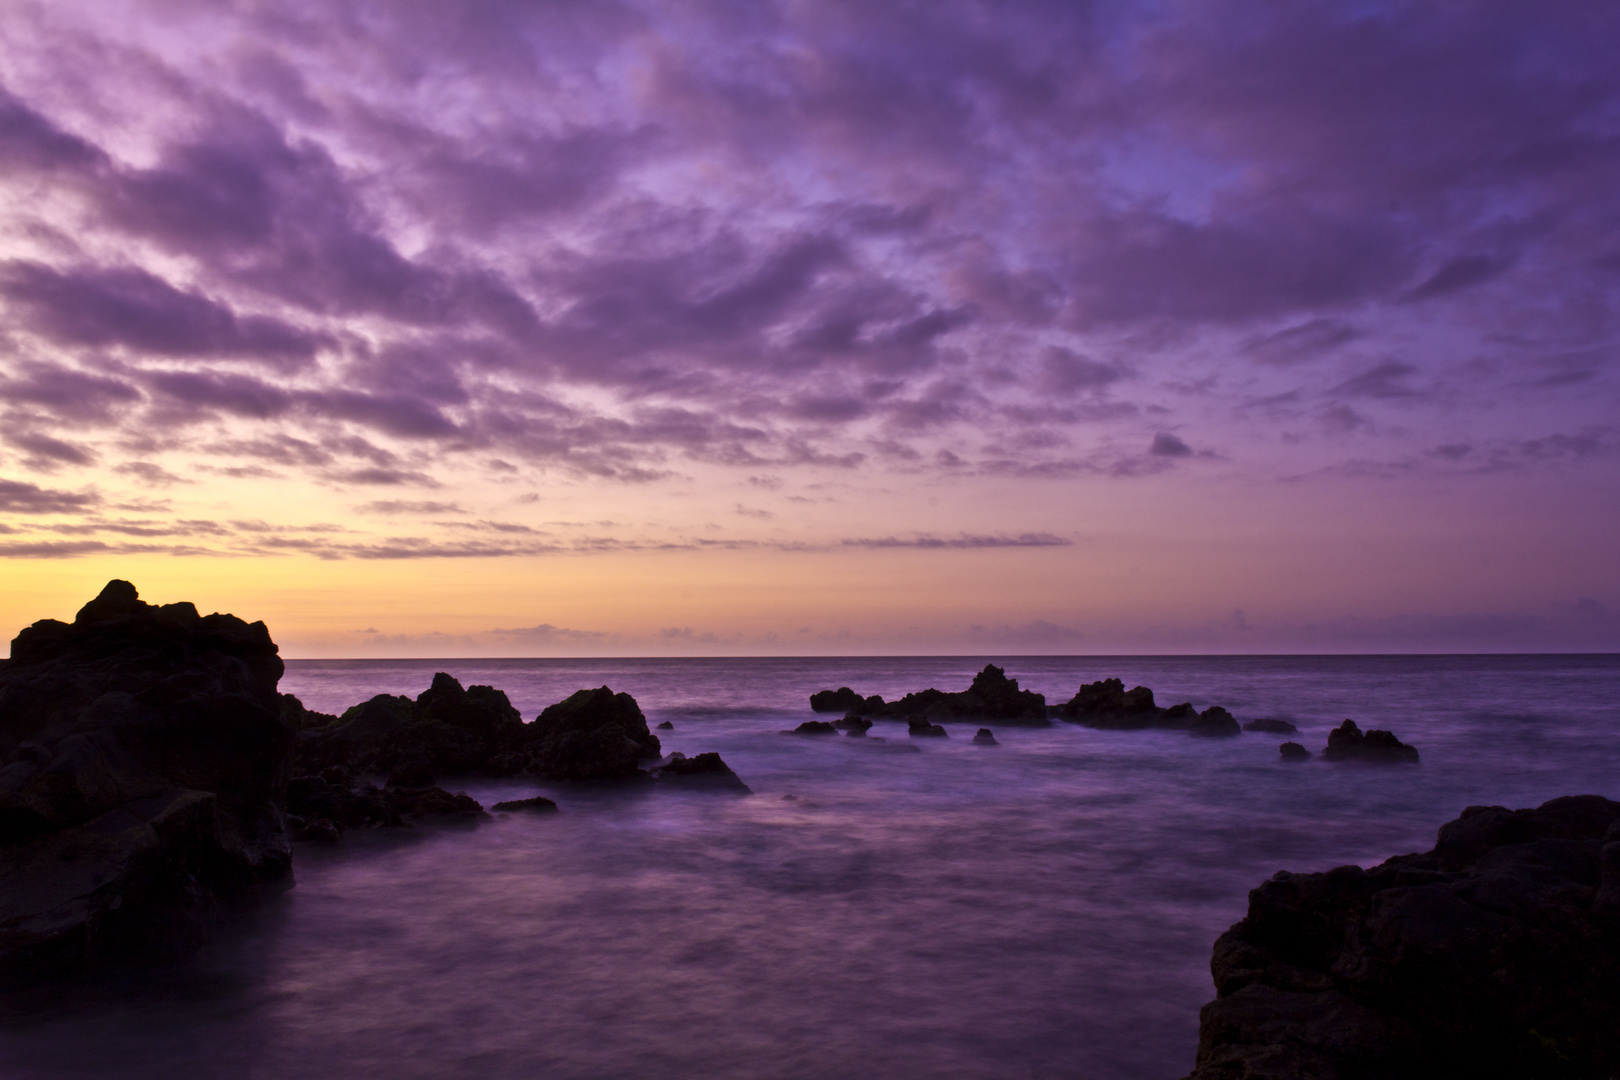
xmin=814 ymin=665 xmax=1048 ymax=725
xmin=1322 ymin=719 xmax=1420 ymax=763
xmin=1189 ymin=706 xmax=1241 ymax=737
xmin=1056 ymin=679 xmax=1253 ymax=739
xmin=908 ymin=718 xmax=948 ymax=737
xmin=1278 ymin=742 xmax=1311 ymax=761
xmin=285 ymin=769 xmax=485 ymax=838
xmin=0 ymin=581 xmax=292 ymax=976
xmin=787 ymin=720 xmax=839 ymax=735
xmin=654 ymin=752 xmax=751 ymax=792
xmin=1184 ymin=796 xmax=1620 ymax=1080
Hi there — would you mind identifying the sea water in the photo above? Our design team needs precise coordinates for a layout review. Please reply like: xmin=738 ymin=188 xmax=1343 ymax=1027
xmin=2 ymin=655 xmax=1617 ymax=1079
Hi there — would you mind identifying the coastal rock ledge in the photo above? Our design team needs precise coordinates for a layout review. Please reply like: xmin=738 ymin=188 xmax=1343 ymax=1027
xmin=1183 ymin=795 xmax=1620 ymax=1080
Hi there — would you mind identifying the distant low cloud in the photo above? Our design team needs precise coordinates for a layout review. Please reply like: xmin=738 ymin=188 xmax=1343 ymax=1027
xmin=842 ymin=533 xmax=1072 ymax=549
xmin=0 ymin=478 xmax=99 ymax=514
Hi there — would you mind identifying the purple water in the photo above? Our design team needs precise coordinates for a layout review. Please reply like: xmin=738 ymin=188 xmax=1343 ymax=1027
xmin=3 ymin=655 xmax=1617 ymax=1079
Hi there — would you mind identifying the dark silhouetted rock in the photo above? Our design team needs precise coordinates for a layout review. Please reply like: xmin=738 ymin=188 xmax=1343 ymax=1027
xmin=285 ymin=773 xmax=486 ymax=833
xmin=809 ymin=687 xmax=864 ymax=713
xmin=1183 ymin=795 xmax=1620 ymax=1080
xmin=0 ymin=580 xmax=292 ymax=977
xmin=1162 ymin=702 xmax=1198 ymax=724
xmin=1189 ymin=706 xmax=1241 ymax=737
xmin=1243 ymin=717 xmax=1298 ymax=734
xmin=294 ymin=672 xmax=525 ymax=778
xmin=656 ymin=720 xmax=674 ymax=730
xmin=1278 ymin=741 xmax=1310 ymax=761
xmin=1321 ymin=719 xmax=1419 ymax=763
xmin=493 ymin=794 xmax=559 ymax=812
xmin=279 ymin=693 xmax=338 ymax=731
xmin=655 ymin=752 xmax=750 ymax=792
xmin=386 ymin=759 xmax=435 ymax=789
xmin=844 ymin=727 xmax=866 ymax=737
xmin=1058 ymin=678 xmax=1166 ymax=728
xmin=526 ymin=687 xmax=661 ymax=781
xmin=787 ymin=720 xmax=839 ymax=735
xmin=972 ymin=728 xmax=998 ymax=745
xmin=908 ymin=718 xmax=948 ymax=737
xmin=883 ymin=665 xmax=1048 ymax=725
xmin=833 ymin=714 xmax=872 ymax=733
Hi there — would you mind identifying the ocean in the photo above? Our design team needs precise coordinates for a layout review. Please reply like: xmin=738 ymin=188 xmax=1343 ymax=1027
xmin=3 ymin=655 xmax=1617 ymax=1079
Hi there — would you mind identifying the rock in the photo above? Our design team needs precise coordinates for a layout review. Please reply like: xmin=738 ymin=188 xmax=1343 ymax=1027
xmin=286 ymin=773 xmax=485 ymax=830
xmin=1057 ymin=678 xmax=1163 ymax=727
xmin=832 ymin=715 xmax=873 ymax=733
xmin=908 ymin=718 xmax=948 ymax=738
xmin=1321 ymin=719 xmax=1419 ymax=763
xmin=809 ymin=687 xmax=864 ymax=713
xmin=0 ymin=580 xmax=292 ymax=977
xmin=1278 ymin=741 xmax=1311 ymax=761
xmin=493 ymin=795 xmax=559 ymax=812
xmin=882 ymin=665 xmax=1048 ymax=725
xmin=844 ymin=727 xmax=866 ymax=737
xmin=655 ymin=752 xmax=751 ymax=793
xmin=295 ymin=672 xmax=526 ymax=778
xmin=656 ymin=720 xmax=674 ymax=730
xmin=526 ymin=687 xmax=661 ymax=781
xmin=1243 ymin=717 xmax=1298 ymax=734
xmin=786 ymin=720 xmax=839 ymax=736
xmin=1183 ymin=795 xmax=1620 ymax=1080
xmin=972 ymin=728 xmax=998 ymax=745
xmin=1162 ymin=702 xmax=1198 ymax=724
xmin=386 ymin=758 xmax=436 ymax=789
xmin=279 ymin=693 xmax=338 ymax=731
xmin=1189 ymin=706 xmax=1241 ymax=737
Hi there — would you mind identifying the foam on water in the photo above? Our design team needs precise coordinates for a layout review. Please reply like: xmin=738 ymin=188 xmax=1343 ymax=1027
xmin=3 ymin=655 xmax=1617 ymax=1079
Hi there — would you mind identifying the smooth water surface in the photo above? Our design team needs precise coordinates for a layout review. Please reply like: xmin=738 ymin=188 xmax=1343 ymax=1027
xmin=3 ymin=655 xmax=1617 ymax=1079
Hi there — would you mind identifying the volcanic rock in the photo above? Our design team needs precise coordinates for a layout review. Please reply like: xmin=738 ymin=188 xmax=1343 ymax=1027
xmin=656 ymin=721 xmax=674 ymax=730
xmin=526 ymin=687 xmax=662 ymax=781
xmin=787 ymin=720 xmax=839 ymax=735
xmin=1278 ymin=742 xmax=1311 ymax=761
xmin=1243 ymin=717 xmax=1299 ymax=734
xmin=833 ymin=715 xmax=873 ymax=733
xmin=0 ymin=580 xmax=292 ymax=976
xmin=972 ymin=728 xmax=998 ymax=745
xmin=1183 ymin=795 xmax=1620 ymax=1080
xmin=1057 ymin=678 xmax=1165 ymax=728
xmin=1188 ymin=706 xmax=1241 ymax=737
xmin=493 ymin=794 xmax=559 ymax=813
xmin=809 ymin=687 xmax=864 ymax=713
xmin=655 ymin=751 xmax=750 ymax=792
xmin=1321 ymin=719 xmax=1419 ymax=763
xmin=285 ymin=773 xmax=486 ymax=835
xmin=908 ymin=718 xmax=948 ymax=738
xmin=884 ymin=665 xmax=1048 ymax=725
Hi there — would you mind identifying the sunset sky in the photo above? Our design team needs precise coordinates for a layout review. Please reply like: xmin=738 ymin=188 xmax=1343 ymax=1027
xmin=2 ymin=1 xmax=1617 ymax=656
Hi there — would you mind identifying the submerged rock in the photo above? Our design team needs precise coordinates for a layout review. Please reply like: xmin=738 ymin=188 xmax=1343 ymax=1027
xmin=1243 ymin=717 xmax=1299 ymax=734
xmin=1183 ymin=795 xmax=1620 ymax=1080
xmin=0 ymin=580 xmax=292 ymax=976
xmin=908 ymin=718 xmax=948 ymax=738
xmin=1278 ymin=741 xmax=1311 ymax=761
xmin=493 ymin=794 xmax=559 ymax=813
xmin=655 ymin=721 xmax=674 ymax=730
xmin=833 ymin=715 xmax=873 ymax=733
xmin=285 ymin=773 xmax=486 ymax=835
xmin=1321 ymin=719 xmax=1419 ymax=763
xmin=787 ymin=720 xmax=839 ymax=736
xmin=655 ymin=752 xmax=750 ymax=792
xmin=972 ymin=728 xmax=998 ymax=745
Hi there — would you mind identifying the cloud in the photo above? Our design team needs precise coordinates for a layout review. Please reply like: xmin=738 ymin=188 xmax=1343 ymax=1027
xmin=841 ymin=532 xmax=1071 ymax=549
xmin=355 ymin=500 xmax=466 ymax=515
xmin=488 ymin=623 xmax=612 ymax=640
xmin=0 ymin=477 xmax=99 ymax=513
xmin=1149 ymin=433 xmax=1193 ymax=457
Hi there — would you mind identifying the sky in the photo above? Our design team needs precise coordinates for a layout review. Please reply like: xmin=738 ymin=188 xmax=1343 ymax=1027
xmin=1 ymin=0 xmax=1618 ymax=657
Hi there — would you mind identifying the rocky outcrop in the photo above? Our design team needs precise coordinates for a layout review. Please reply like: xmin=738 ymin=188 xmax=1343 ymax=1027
xmin=1278 ymin=742 xmax=1310 ymax=761
xmin=1184 ymin=795 xmax=1620 ymax=1080
xmin=787 ymin=720 xmax=839 ymax=735
xmin=809 ymin=687 xmax=864 ymax=713
xmin=525 ymin=687 xmax=661 ymax=781
xmin=1244 ymin=718 xmax=1298 ymax=734
xmin=1189 ymin=706 xmax=1241 ymax=737
xmin=822 ymin=666 xmax=1048 ymax=725
xmin=655 ymin=752 xmax=751 ymax=793
xmin=655 ymin=720 xmax=674 ymax=730
xmin=284 ymin=770 xmax=484 ymax=838
xmin=972 ymin=728 xmax=998 ymax=745
xmin=908 ymin=718 xmax=948 ymax=738
xmin=1321 ymin=719 xmax=1419 ymax=763
xmin=0 ymin=580 xmax=292 ymax=976
xmin=493 ymin=794 xmax=559 ymax=813
xmin=293 ymin=672 xmax=527 ymax=777
xmin=1057 ymin=678 xmax=1164 ymax=727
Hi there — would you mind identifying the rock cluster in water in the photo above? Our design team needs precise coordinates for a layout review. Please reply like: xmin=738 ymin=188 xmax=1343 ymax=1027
xmin=1056 ymin=677 xmax=1242 ymax=736
xmin=1321 ymin=718 xmax=1420 ymax=763
xmin=1184 ymin=795 xmax=1620 ymax=1079
xmin=0 ymin=581 xmax=293 ymax=975
xmin=809 ymin=664 xmax=1048 ymax=725
xmin=0 ymin=582 xmax=752 ymax=979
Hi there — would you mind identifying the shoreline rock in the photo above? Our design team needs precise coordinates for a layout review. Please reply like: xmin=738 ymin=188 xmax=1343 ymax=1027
xmin=0 ymin=581 xmax=292 ymax=977
xmin=808 ymin=665 xmax=1049 ymax=726
xmin=1321 ymin=719 xmax=1419 ymax=763
xmin=1183 ymin=795 xmax=1620 ymax=1079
